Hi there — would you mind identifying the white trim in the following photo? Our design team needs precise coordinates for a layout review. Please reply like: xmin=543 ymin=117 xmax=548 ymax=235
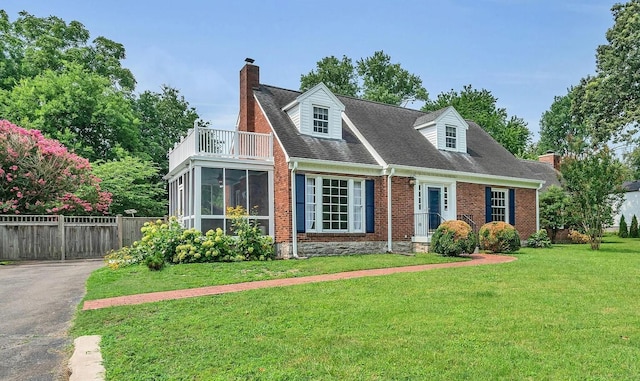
xmin=282 ymin=83 xmax=346 ymax=112
xmin=342 ymin=112 xmax=388 ymax=167
xmin=391 ymin=164 xmax=543 ymax=189
xmin=291 ymin=157 xmax=383 ymax=176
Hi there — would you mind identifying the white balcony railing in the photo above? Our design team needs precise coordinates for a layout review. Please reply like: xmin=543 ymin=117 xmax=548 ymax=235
xmin=169 ymin=127 xmax=273 ymax=172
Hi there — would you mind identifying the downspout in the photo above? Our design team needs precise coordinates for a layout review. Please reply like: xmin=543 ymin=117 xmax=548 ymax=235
xmin=386 ymin=166 xmax=395 ymax=252
xmin=290 ymin=161 xmax=299 ymax=258
xmin=536 ymin=182 xmax=543 ymax=231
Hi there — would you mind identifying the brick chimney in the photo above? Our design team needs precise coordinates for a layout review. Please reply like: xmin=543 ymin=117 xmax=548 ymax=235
xmin=538 ymin=151 xmax=561 ymax=170
xmin=239 ymin=58 xmax=259 ymax=132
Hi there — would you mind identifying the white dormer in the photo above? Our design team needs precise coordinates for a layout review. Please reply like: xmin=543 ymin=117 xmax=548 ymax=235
xmin=282 ymin=83 xmax=345 ymax=140
xmin=413 ymin=106 xmax=469 ymax=153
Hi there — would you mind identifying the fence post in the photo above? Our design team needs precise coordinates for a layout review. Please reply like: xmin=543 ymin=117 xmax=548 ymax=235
xmin=58 ymin=215 xmax=66 ymax=261
xmin=117 ymin=214 xmax=123 ymax=249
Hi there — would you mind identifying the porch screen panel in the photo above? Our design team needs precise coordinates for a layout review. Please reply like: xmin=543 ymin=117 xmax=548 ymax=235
xmin=225 ymin=169 xmax=247 ymax=211
xmin=248 ymin=171 xmax=268 ymax=215
xmin=201 ymin=168 xmax=224 ymax=215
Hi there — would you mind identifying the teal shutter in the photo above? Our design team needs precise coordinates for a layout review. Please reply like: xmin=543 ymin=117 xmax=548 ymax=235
xmin=485 ymin=187 xmax=492 ymax=223
xmin=509 ymin=189 xmax=516 ymax=226
xmin=366 ymin=180 xmax=375 ymax=233
xmin=295 ymin=174 xmax=305 ymax=233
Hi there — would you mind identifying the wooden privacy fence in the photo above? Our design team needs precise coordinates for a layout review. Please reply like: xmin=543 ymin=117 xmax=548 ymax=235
xmin=0 ymin=215 xmax=163 ymax=261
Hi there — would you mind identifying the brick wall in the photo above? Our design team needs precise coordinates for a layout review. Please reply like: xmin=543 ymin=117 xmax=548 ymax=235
xmin=391 ymin=176 xmax=413 ymax=241
xmin=457 ymin=182 xmax=537 ymax=239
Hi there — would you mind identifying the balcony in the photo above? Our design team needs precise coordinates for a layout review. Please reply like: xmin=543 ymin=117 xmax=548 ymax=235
xmin=169 ymin=127 xmax=273 ymax=172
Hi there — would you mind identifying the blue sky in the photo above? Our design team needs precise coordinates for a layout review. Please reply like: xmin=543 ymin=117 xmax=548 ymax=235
xmin=3 ymin=1 xmax=618 ymax=141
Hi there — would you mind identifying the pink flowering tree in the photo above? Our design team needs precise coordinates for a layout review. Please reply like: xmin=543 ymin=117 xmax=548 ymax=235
xmin=0 ymin=120 xmax=112 ymax=215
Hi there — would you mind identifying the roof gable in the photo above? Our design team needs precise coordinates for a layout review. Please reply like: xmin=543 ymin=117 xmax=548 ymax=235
xmin=281 ymin=83 xmax=345 ymax=140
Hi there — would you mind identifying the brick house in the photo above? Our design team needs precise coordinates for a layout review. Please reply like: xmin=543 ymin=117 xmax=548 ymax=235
xmin=166 ymin=59 xmax=546 ymax=258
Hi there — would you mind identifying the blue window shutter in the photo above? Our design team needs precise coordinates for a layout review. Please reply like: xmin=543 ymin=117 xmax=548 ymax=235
xmin=366 ymin=180 xmax=375 ymax=233
xmin=509 ymin=189 xmax=516 ymax=226
xmin=485 ymin=187 xmax=492 ymax=223
xmin=295 ymin=174 xmax=305 ymax=233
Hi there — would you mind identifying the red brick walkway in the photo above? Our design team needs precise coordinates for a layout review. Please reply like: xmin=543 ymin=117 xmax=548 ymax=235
xmin=83 ymin=253 xmax=515 ymax=311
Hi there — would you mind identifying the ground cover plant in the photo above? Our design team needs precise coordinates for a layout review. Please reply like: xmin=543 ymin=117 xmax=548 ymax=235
xmin=74 ymin=236 xmax=640 ymax=380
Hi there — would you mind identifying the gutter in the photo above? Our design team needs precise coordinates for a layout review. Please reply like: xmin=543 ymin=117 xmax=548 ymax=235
xmin=386 ymin=166 xmax=395 ymax=252
xmin=290 ymin=161 xmax=299 ymax=258
xmin=536 ymin=182 xmax=543 ymax=231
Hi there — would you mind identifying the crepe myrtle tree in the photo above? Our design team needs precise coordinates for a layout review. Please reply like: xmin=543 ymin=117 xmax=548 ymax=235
xmin=0 ymin=120 xmax=111 ymax=215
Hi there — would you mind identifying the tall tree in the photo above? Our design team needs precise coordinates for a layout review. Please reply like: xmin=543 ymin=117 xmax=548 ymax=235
xmin=300 ymin=51 xmax=428 ymax=106
xmin=1 ymin=64 xmax=140 ymax=162
xmin=134 ymin=85 xmax=201 ymax=176
xmin=561 ymin=145 xmax=625 ymax=250
xmin=572 ymin=0 xmax=640 ymax=144
xmin=0 ymin=10 xmax=135 ymax=91
xmin=422 ymin=85 xmax=531 ymax=156
xmin=356 ymin=51 xmax=428 ymax=106
xmin=538 ymin=88 xmax=588 ymax=156
xmin=93 ymin=154 xmax=166 ymax=216
xmin=300 ymin=55 xmax=358 ymax=97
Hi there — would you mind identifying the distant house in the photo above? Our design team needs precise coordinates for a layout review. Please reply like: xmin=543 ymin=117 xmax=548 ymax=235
xmin=165 ymin=59 xmax=548 ymax=258
xmin=612 ymin=180 xmax=640 ymax=229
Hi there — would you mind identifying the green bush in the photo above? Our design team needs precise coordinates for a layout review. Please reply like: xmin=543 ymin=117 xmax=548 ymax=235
xmin=430 ymin=220 xmax=476 ymax=257
xmin=619 ymin=215 xmax=629 ymax=238
xmin=479 ymin=221 xmax=521 ymax=253
xmin=228 ymin=206 xmax=275 ymax=261
xmin=105 ymin=208 xmax=276 ymax=270
xmin=526 ymin=229 xmax=552 ymax=248
xmin=630 ymin=215 xmax=639 ymax=238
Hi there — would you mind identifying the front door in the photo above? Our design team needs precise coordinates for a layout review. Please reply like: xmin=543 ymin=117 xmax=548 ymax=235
xmin=428 ymin=187 xmax=441 ymax=232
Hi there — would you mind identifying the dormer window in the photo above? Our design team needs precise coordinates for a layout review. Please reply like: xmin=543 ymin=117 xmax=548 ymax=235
xmin=313 ymin=106 xmax=329 ymax=134
xmin=282 ymin=83 xmax=345 ymax=140
xmin=445 ymin=125 xmax=457 ymax=149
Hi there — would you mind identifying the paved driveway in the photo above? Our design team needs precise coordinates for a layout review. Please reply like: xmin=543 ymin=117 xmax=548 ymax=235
xmin=0 ymin=260 xmax=104 ymax=381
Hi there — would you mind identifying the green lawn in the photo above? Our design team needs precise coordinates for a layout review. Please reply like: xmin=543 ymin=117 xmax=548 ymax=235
xmin=85 ymin=252 xmax=466 ymax=300
xmin=73 ymin=238 xmax=640 ymax=380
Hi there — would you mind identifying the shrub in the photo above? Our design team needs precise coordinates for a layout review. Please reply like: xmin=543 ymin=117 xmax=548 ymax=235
xmin=430 ymin=220 xmax=476 ymax=257
xmin=568 ymin=229 xmax=589 ymax=244
xmin=526 ymin=229 xmax=552 ymax=248
xmin=478 ymin=221 xmax=521 ymax=253
xmin=174 ymin=227 xmax=234 ymax=263
xmin=227 ymin=206 xmax=275 ymax=261
xmin=619 ymin=215 xmax=629 ymax=238
xmin=630 ymin=215 xmax=639 ymax=238
xmin=104 ymin=246 xmax=142 ymax=270
xmin=134 ymin=216 xmax=185 ymax=263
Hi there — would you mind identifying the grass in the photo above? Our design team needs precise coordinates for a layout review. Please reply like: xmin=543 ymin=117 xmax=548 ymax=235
xmin=73 ymin=238 xmax=640 ymax=380
xmin=84 ymin=252 xmax=466 ymax=300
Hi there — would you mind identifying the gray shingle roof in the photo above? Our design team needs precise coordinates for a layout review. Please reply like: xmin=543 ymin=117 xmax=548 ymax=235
xmin=519 ymin=159 xmax=561 ymax=191
xmin=255 ymin=84 xmax=541 ymax=181
xmin=254 ymin=86 xmax=379 ymax=165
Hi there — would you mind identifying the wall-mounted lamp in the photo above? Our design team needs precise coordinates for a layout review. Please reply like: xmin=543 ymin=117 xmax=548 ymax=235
xmin=217 ymin=174 xmax=224 ymax=188
xmin=409 ymin=179 xmax=416 ymax=186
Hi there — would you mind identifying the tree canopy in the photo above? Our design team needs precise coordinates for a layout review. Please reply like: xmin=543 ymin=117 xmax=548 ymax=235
xmin=0 ymin=10 xmax=206 ymax=216
xmin=572 ymin=0 xmax=640 ymax=144
xmin=300 ymin=51 xmax=428 ymax=106
xmin=0 ymin=120 xmax=111 ymax=215
xmin=422 ymin=85 xmax=531 ymax=156
xmin=537 ymin=88 xmax=588 ymax=156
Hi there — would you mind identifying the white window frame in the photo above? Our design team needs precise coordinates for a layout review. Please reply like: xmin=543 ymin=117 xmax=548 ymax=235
xmin=445 ymin=125 xmax=457 ymax=149
xmin=306 ymin=176 xmax=365 ymax=233
xmin=491 ymin=188 xmax=509 ymax=222
xmin=313 ymin=106 xmax=329 ymax=134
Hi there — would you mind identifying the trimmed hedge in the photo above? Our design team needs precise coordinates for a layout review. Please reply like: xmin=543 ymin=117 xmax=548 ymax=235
xmin=479 ymin=221 xmax=520 ymax=253
xmin=430 ymin=220 xmax=477 ymax=257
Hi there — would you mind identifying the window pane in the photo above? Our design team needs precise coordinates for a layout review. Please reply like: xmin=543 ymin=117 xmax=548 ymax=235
xmin=201 ymin=168 xmax=224 ymax=215
xmin=225 ymin=169 xmax=247 ymax=211
xmin=306 ymin=178 xmax=316 ymax=230
xmin=248 ymin=171 xmax=268 ymax=216
xmin=321 ymin=177 xmax=349 ymax=231
xmin=201 ymin=218 xmax=224 ymax=234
